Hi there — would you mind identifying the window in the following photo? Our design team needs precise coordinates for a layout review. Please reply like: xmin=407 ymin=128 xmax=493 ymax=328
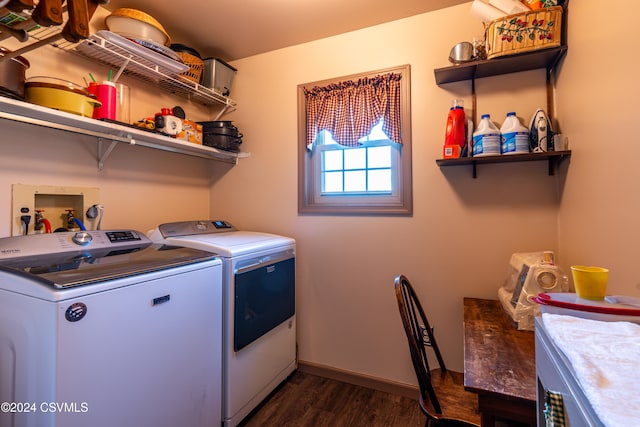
xmin=298 ymin=65 xmax=412 ymax=215
xmin=319 ymin=120 xmax=395 ymax=194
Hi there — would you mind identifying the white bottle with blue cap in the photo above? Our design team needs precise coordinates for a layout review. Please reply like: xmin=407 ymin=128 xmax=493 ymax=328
xmin=472 ymin=114 xmax=501 ymax=157
xmin=500 ymin=112 xmax=530 ymax=155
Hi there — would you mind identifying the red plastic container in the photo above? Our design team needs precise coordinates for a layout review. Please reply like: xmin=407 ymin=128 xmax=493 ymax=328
xmin=443 ymin=99 xmax=466 ymax=157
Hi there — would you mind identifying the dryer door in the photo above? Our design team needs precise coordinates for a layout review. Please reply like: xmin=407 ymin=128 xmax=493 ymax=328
xmin=234 ymin=256 xmax=295 ymax=351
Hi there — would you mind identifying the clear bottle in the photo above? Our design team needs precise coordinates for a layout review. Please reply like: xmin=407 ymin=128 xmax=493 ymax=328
xmin=500 ymin=112 xmax=530 ymax=155
xmin=472 ymin=114 xmax=501 ymax=157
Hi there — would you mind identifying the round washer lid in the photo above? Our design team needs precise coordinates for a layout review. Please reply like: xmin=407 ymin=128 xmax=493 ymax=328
xmin=0 ymin=244 xmax=217 ymax=289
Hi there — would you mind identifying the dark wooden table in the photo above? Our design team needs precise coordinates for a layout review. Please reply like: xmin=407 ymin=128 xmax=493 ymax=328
xmin=463 ymin=298 xmax=537 ymax=427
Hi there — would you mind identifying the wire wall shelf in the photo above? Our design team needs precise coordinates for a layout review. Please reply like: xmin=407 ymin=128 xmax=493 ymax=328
xmin=62 ymin=34 xmax=237 ymax=112
xmin=0 ymin=21 xmax=236 ymax=113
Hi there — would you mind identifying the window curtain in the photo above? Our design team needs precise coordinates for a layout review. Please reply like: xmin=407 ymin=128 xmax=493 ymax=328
xmin=304 ymin=72 xmax=402 ymax=149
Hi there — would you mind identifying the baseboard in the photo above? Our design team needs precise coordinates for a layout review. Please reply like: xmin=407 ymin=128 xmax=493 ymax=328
xmin=297 ymin=360 xmax=418 ymax=399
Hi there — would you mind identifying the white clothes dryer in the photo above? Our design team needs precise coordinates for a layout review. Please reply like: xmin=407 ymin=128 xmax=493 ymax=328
xmin=148 ymin=220 xmax=296 ymax=427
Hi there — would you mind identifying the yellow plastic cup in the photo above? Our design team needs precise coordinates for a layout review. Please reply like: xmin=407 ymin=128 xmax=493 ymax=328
xmin=571 ymin=265 xmax=609 ymax=300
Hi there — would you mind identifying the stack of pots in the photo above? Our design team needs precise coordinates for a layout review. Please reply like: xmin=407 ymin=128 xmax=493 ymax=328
xmin=198 ymin=120 xmax=243 ymax=152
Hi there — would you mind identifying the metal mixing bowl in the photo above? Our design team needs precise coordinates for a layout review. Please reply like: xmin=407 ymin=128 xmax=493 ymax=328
xmin=449 ymin=42 xmax=474 ymax=64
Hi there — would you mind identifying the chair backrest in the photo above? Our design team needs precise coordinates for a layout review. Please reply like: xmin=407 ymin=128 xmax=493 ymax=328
xmin=394 ymin=274 xmax=448 ymax=415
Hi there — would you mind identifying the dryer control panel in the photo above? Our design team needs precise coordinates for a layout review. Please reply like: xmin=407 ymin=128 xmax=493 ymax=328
xmin=157 ymin=220 xmax=237 ymax=238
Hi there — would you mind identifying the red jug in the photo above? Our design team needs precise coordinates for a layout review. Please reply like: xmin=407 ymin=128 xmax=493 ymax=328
xmin=443 ymin=99 xmax=466 ymax=158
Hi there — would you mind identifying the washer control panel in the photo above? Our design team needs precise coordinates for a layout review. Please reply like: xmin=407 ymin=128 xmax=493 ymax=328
xmin=105 ymin=230 xmax=143 ymax=243
xmin=0 ymin=230 xmax=148 ymax=260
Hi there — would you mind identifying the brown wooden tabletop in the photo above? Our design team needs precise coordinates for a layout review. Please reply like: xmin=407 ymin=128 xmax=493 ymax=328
xmin=463 ymin=297 xmax=536 ymax=426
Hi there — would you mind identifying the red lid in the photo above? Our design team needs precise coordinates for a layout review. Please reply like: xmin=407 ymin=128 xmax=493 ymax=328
xmin=533 ymin=292 xmax=640 ymax=316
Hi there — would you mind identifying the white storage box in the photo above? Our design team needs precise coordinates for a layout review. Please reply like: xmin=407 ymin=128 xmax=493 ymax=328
xmin=202 ymin=58 xmax=237 ymax=96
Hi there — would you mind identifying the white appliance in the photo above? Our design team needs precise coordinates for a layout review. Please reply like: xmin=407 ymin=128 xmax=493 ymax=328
xmin=498 ymin=251 xmax=568 ymax=330
xmin=0 ymin=230 xmax=223 ymax=427
xmin=148 ymin=220 xmax=296 ymax=427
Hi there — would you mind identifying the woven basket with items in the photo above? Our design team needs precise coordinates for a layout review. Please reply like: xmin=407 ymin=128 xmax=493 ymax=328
xmin=486 ymin=5 xmax=563 ymax=59
xmin=170 ymin=44 xmax=204 ymax=83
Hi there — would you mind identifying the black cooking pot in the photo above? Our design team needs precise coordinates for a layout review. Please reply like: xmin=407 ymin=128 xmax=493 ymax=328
xmin=199 ymin=120 xmax=243 ymax=138
xmin=170 ymin=43 xmax=201 ymax=58
xmin=199 ymin=120 xmax=237 ymax=131
xmin=202 ymin=133 xmax=243 ymax=152
xmin=204 ymin=127 xmax=243 ymax=137
xmin=0 ymin=47 xmax=30 ymax=99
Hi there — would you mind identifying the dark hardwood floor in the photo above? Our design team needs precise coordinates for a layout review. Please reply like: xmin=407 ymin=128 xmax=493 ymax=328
xmin=238 ymin=370 xmax=424 ymax=427
xmin=239 ymin=370 xmax=531 ymax=427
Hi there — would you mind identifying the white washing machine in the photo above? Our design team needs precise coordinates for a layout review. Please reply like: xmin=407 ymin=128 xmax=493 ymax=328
xmin=148 ymin=220 xmax=296 ymax=427
xmin=0 ymin=230 xmax=223 ymax=427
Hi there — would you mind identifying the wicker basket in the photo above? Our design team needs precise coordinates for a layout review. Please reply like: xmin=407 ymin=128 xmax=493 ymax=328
xmin=175 ymin=51 xmax=204 ymax=83
xmin=486 ymin=6 xmax=562 ymax=59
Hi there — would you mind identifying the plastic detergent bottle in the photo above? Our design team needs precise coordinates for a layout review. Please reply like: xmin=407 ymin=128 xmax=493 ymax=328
xmin=443 ymin=99 xmax=466 ymax=157
xmin=500 ymin=112 xmax=530 ymax=155
xmin=472 ymin=114 xmax=501 ymax=157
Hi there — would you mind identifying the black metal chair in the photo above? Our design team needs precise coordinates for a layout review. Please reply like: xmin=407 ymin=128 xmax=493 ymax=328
xmin=394 ymin=274 xmax=480 ymax=427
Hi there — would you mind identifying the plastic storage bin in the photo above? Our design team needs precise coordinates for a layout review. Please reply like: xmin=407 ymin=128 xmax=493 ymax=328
xmin=202 ymin=58 xmax=237 ymax=96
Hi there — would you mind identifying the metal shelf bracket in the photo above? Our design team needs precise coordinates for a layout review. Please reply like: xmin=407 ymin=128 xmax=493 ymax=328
xmin=97 ymin=134 xmax=136 ymax=170
xmin=97 ymin=138 xmax=118 ymax=170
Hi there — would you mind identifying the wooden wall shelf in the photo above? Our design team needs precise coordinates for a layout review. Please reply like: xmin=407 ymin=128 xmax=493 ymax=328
xmin=434 ymin=46 xmax=568 ymax=86
xmin=436 ymin=151 xmax=571 ymax=178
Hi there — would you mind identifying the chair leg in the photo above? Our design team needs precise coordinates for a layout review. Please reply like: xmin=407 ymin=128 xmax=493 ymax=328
xmin=482 ymin=412 xmax=495 ymax=426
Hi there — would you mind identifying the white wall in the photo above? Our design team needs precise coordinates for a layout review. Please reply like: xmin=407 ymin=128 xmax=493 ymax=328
xmin=216 ymin=3 xmax=561 ymax=386
xmin=556 ymin=0 xmax=640 ymax=295
xmin=0 ymin=123 xmax=213 ymax=234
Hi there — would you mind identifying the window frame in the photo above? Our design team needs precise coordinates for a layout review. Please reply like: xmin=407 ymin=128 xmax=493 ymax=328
xmin=297 ymin=64 xmax=412 ymax=215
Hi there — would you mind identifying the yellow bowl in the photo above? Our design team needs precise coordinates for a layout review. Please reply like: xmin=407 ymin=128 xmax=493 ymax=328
xmin=571 ymin=265 xmax=609 ymax=300
xmin=25 ymin=77 xmax=101 ymax=118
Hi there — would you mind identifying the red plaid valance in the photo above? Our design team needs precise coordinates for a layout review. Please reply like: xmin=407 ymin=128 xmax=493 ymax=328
xmin=303 ymin=72 xmax=402 ymax=149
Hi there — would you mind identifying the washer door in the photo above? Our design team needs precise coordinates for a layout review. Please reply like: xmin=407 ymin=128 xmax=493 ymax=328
xmin=234 ymin=257 xmax=295 ymax=351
